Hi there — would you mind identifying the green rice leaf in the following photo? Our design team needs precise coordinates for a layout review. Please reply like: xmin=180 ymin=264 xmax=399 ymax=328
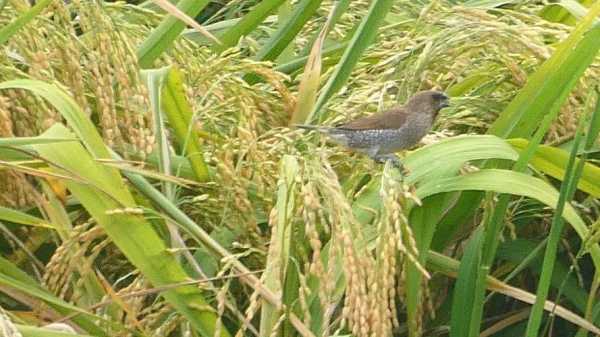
xmin=216 ymin=0 xmax=287 ymax=52
xmin=509 ymin=139 xmax=600 ymax=197
xmin=0 ymin=0 xmax=53 ymax=45
xmin=254 ymin=0 xmax=322 ymax=62
xmin=308 ymin=0 xmax=395 ymax=123
xmin=34 ymin=124 xmax=230 ymax=337
xmin=352 ymin=135 xmax=519 ymax=226
xmin=16 ymin=325 xmax=94 ymax=337
xmin=141 ymin=66 xmax=173 ymax=198
xmin=137 ymin=0 xmax=209 ymax=68
xmin=449 ymin=227 xmax=484 ymax=337
xmin=488 ymin=2 xmax=600 ymax=138
xmin=290 ymin=3 xmax=336 ymax=124
xmin=0 ymin=256 xmax=111 ymax=336
xmin=0 ymin=206 xmax=51 ymax=229
xmin=416 ymin=168 xmax=600 ymax=269
xmin=0 ymin=136 xmax=75 ymax=146
xmin=161 ymin=67 xmax=210 ymax=181
xmin=259 ymin=155 xmax=299 ymax=337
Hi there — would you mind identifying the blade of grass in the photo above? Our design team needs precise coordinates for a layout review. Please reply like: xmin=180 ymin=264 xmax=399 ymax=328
xmin=0 ymin=0 xmax=52 ymax=45
xmin=415 ymin=169 xmax=600 ymax=269
xmin=0 ymin=80 xmax=114 ymax=161
xmin=151 ymin=0 xmax=220 ymax=44
xmin=450 ymin=227 xmax=484 ymax=337
xmin=461 ymin=0 xmax=520 ymax=8
xmin=509 ymin=139 xmax=600 ymax=198
xmin=308 ymin=0 xmax=394 ymax=123
xmin=0 ymin=137 xmax=75 ymax=146
xmin=259 ymin=155 xmax=298 ymax=337
xmin=119 ymin=155 xmax=316 ymax=337
xmin=254 ymin=0 xmax=322 ymax=62
xmin=539 ymin=0 xmax=596 ymax=25
xmin=351 ymin=135 xmax=519 ymax=226
xmin=552 ymin=0 xmax=593 ymax=21
xmin=578 ymin=269 xmax=600 ymax=337
xmin=141 ymin=66 xmax=173 ymax=198
xmin=34 ymin=124 xmax=230 ymax=337
xmin=215 ymin=0 xmax=287 ymax=53
xmin=276 ymin=1 xmax=296 ymax=64
xmin=289 ymin=3 xmax=336 ymax=124
xmin=427 ymin=251 xmax=600 ymax=335
xmin=0 ymin=206 xmax=52 ymax=229
xmin=137 ymin=0 xmax=209 ymax=68
xmin=451 ymin=4 xmax=600 ymax=334
xmin=0 ymin=80 xmax=228 ymax=337
xmin=16 ymin=324 xmax=93 ymax=337
xmin=161 ymin=67 xmax=210 ymax=182
xmin=404 ymin=135 xmax=518 ymax=184
xmin=524 ymin=88 xmax=600 ymax=337
xmin=141 ymin=66 xmax=199 ymax=270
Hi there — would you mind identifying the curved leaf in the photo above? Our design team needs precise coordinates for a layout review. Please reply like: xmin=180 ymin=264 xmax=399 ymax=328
xmin=254 ymin=0 xmax=322 ymax=62
xmin=0 ymin=136 xmax=75 ymax=146
xmin=427 ymin=251 xmax=600 ymax=335
xmin=0 ymin=206 xmax=51 ymax=229
xmin=34 ymin=125 xmax=230 ymax=337
xmin=16 ymin=324 xmax=94 ymax=337
xmin=0 ymin=80 xmax=229 ymax=337
xmin=0 ymin=0 xmax=53 ymax=45
xmin=416 ymin=169 xmax=600 ymax=269
xmin=488 ymin=2 xmax=600 ymax=138
xmin=308 ymin=0 xmax=395 ymax=122
xmin=352 ymin=135 xmax=519 ymax=225
xmin=405 ymin=135 xmax=518 ymax=184
xmin=509 ymin=139 xmax=600 ymax=198
xmin=215 ymin=0 xmax=286 ymax=52
xmin=137 ymin=0 xmax=209 ymax=68
xmin=161 ymin=67 xmax=210 ymax=181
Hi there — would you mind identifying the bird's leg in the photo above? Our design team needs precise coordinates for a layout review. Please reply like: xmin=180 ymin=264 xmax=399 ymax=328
xmin=370 ymin=153 xmax=410 ymax=175
xmin=373 ymin=153 xmax=402 ymax=167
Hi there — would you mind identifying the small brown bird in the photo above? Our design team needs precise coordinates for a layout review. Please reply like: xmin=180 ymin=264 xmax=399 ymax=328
xmin=296 ymin=90 xmax=449 ymax=167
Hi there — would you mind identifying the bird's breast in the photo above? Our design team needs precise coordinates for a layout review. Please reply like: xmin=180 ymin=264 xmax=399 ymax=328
xmin=334 ymin=129 xmax=407 ymax=152
xmin=352 ymin=119 xmax=431 ymax=153
xmin=325 ymin=114 xmax=432 ymax=154
xmin=379 ymin=116 xmax=432 ymax=153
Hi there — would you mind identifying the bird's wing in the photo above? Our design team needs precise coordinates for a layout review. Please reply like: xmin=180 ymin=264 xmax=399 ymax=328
xmin=335 ymin=107 xmax=408 ymax=130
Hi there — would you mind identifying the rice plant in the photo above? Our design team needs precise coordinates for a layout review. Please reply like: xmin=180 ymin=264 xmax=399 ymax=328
xmin=0 ymin=1 xmax=599 ymax=337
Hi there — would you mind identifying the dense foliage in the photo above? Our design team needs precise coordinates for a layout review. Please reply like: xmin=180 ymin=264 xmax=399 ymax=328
xmin=0 ymin=1 xmax=599 ymax=337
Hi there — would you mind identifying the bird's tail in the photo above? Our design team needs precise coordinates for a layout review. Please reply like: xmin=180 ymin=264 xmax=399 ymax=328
xmin=294 ymin=124 xmax=331 ymax=133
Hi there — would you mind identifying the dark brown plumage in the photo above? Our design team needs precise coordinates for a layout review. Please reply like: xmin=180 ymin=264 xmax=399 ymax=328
xmin=296 ymin=90 xmax=449 ymax=167
xmin=335 ymin=107 xmax=407 ymax=130
xmin=335 ymin=91 xmax=447 ymax=130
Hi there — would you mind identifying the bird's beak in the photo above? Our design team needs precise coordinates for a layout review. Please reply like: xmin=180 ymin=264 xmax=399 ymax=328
xmin=440 ymin=99 xmax=450 ymax=109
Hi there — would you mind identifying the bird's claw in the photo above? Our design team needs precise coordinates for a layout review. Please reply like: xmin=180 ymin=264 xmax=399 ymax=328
xmin=372 ymin=154 xmax=410 ymax=175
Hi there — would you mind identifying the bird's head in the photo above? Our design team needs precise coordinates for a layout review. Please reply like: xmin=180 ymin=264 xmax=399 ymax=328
xmin=405 ymin=90 xmax=450 ymax=117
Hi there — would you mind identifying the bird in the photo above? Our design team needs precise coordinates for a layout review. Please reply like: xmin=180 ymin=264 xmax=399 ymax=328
xmin=295 ymin=90 xmax=449 ymax=169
